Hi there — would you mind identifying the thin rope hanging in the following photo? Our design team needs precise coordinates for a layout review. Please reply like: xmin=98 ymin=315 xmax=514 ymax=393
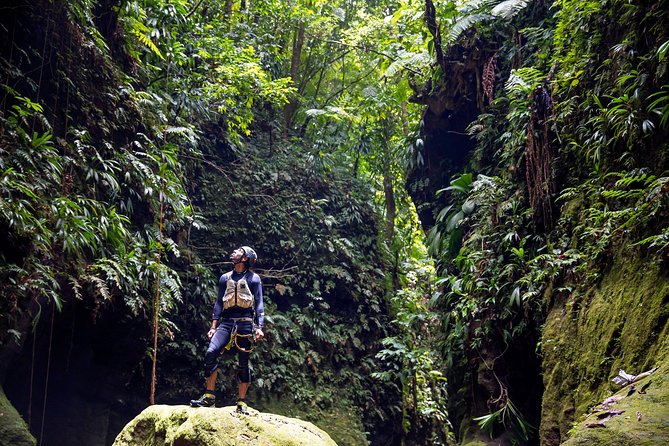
xmin=150 ymin=59 xmax=171 ymax=405
xmin=31 ymin=0 xmax=53 ymax=132
xmin=28 ymin=312 xmax=37 ymax=429
xmin=27 ymin=1 xmax=55 ymax=427
xmin=38 ymin=302 xmax=56 ymax=446
xmin=150 ymin=168 xmax=165 ymax=405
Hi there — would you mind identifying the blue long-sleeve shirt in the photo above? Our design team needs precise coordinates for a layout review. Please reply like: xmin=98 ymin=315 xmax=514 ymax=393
xmin=212 ymin=270 xmax=264 ymax=328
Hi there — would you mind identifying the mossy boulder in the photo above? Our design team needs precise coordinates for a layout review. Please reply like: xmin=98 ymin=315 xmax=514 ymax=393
xmin=0 ymin=386 xmax=36 ymax=446
xmin=112 ymin=404 xmax=338 ymax=446
xmin=259 ymin=395 xmax=368 ymax=446
xmin=540 ymin=253 xmax=669 ymax=445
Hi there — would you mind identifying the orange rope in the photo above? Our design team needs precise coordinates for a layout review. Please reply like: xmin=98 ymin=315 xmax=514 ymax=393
xmin=150 ymin=171 xmax=165 ymax=405
xmin=150 ymin=60 xmax=171 ymax=404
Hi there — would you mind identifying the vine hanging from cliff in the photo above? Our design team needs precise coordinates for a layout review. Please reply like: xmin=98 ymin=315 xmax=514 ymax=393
xmin=525 ymin=82 xmax=555 ymax=231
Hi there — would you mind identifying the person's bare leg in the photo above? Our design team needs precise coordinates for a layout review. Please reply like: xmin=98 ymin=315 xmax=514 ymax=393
xmin=205 ymin=370 xmax=218 ymax=391
xmin=238 ymin=382 xmax=249 ymax=399
xmin=237 ymin=382 xmax=250 ymax=414
xmin=190 ymin=370 xmax=218 ymax=407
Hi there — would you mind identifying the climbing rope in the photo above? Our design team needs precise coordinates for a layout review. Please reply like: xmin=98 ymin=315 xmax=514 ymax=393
xmin=28 ymin=311 xmax=37 ymax=430
xmin=27 ymin=0 xmax=55 ymax=433
xmin=31 ymin=0 xmax=53 ymax=132
xmin=225 ymin=332 xmax=256 ymax=354
xmin=150 ymin=154 xmax=165 ymax=406
xmin=223 ymin=320 xmax=257 ymax=353
xmin=38 ymin=302 xmax=56 ymax=446
xmin=150 ymin=57 xmax=171 ymax=405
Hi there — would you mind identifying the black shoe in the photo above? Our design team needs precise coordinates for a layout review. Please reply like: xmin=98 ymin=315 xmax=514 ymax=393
xmin=236 ymin=400 xmax=250 ymax=415
xmin=190 ymin=392 xmax=216 ymax=407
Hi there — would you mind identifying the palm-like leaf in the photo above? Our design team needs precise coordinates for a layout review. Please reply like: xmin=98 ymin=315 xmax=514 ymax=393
xmin=491 ymin=0 xmax=531 ymax=19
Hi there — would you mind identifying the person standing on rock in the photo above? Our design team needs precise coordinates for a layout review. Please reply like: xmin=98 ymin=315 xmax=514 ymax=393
xmin=190 ymin=246 xmax=265 ymax=414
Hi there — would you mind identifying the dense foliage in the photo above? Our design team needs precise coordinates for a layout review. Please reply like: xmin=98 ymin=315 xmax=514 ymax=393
xmin=418 ymin=0 xmax=669 ymax=444
xmin=1 ymin=0 xmax=668 ymax=445
xmin=0 ymin=0 xmax=430 ymax=444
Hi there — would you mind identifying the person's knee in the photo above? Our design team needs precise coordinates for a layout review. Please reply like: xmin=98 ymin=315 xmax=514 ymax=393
xmin=204 ymin=352 xmax=219 ymax=376
xmin=237 ymin=367 xmax=252 ymax=383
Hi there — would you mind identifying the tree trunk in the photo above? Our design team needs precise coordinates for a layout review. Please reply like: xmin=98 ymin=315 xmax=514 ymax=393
xmin=383 ymin=165 xmax=396 ymax=242
xmin=382 ymin=116 xmax=396 ymax=243
xmin=224 ymin=0 xmax=233 ymax=20
xmin=283 ymin=22 xmax=305 ymax=135
xmin=424 ymin=0 xmax=445 ymax=71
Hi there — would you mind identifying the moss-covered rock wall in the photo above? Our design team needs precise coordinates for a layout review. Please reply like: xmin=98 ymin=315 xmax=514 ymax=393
xmin=541 ymin=252 xmax=669 ymax=445
xmin=0 ymin=386 xmax=35 ymax=446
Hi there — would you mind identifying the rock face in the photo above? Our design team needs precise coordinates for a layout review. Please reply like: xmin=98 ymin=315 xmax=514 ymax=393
xmin=0 ymin=387 xmax=36 ymax=446
xmin=562 ymin=361 xmax=669 ymax=446
xmin=540 ymin=254 xmax=669 ymax=445
xmin=113 ymin=405 xmax=338 ymax=446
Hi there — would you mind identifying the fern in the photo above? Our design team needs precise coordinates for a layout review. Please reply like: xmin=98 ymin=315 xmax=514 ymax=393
xmin=505 ymin=68 xmax=545 ymax=95
xmin=636 ymin=227 xmax=669 ymax=253
xmin=132 ymin=29 xmax=165 ymax=59
xmin=164 ymin=126 xmax=198 ymax=145
xmin=491 ymin=0 xmax=531 ymax=19
xmin=66 ymin=0 xmax=110 ymax=54
xmin=384 ymin=50 xmax=431 ymax=78
xmin=445 ymin=0 xmax=530 ymax=46
xmin=614 ymin=172 xmax=655 ymax=189
xmin=159 ymin=265 xmax=183 ymax=307
xmin=91 ymin=257 xmax=131 ymax=291
xmin=445 ymin=13 xmax=493 ymax=46
xmin=601 ymin=189 xmax=644 ymax=200
xmin=89 ymin=275 xmax=112 ymax=301
xmin=305 ymin=106 xmax=355 ymax=121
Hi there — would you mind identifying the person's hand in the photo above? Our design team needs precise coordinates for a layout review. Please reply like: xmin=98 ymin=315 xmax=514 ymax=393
xmin=254 ymin=328 xmax=265 ymax=341
xmin=207 ymin=327 xmax=216 ymax=339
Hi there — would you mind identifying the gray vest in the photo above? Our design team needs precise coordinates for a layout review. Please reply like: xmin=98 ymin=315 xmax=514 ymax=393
xmin=222 ymin=274 xmax=254 ymax=310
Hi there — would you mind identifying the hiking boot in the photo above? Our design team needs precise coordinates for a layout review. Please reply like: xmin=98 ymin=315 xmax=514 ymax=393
xmin=236 ymin=400 xmax=250 ymax=415
xmin=190 ymin=392 xmax=216 ymax=407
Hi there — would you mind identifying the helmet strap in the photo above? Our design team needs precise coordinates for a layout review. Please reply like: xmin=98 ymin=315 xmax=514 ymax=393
xmin=233 ymin=261 xmax=248 ymax=273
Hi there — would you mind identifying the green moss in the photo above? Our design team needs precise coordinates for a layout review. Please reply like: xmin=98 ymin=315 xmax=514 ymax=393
xmin=113 ymin=405 xmax=339 ymax=446
xmin=261 ymin=396 xmax=367 ymax=446
xmin=563 ymin=359 xmax=669 ymax=446
xmin=0 ymin=386 xmax=36 ymax=446
xmin=458 ymin=427 xmax=490 ymax=446
xmin=541 ymin=252 xmax=669 ymax=444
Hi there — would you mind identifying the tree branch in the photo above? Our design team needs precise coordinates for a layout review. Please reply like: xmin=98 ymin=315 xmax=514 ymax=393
xmin=324 ymin=39 xmax=423 ymax=76
xmin=185 ymin=0 xmax=207 ymax=19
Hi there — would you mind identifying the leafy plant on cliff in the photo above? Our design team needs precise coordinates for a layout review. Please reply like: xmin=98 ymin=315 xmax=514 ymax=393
xmin=558 ymin=170 xmax=669 ymax=269
xmin=0 ymin=85 xmax=195 ymax=338
xmin=373 ymin=252 xmax=451 ymax=445
xmin=422 ymin=0 xmax=669 ymax=443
